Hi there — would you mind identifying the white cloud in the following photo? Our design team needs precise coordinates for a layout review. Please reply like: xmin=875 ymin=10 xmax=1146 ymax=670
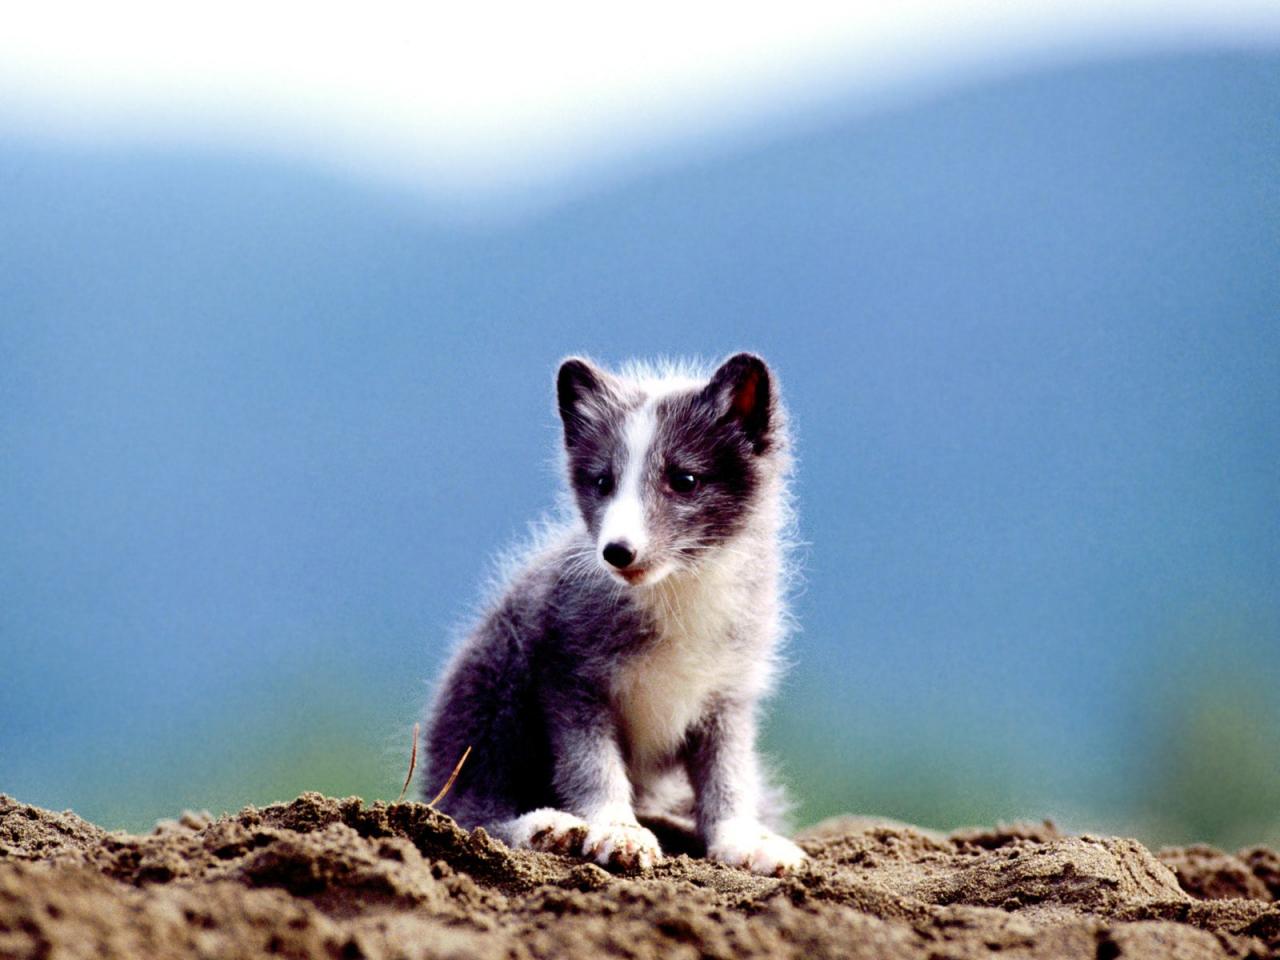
xmin=2 ymin=1 xmax=1278 ymax=206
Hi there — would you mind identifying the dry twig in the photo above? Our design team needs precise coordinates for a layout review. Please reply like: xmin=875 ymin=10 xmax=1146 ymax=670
xmin=428 ymin=745 xmax=472 ymax=807
xmin=397 ymin=722 xmax=420 ymax=803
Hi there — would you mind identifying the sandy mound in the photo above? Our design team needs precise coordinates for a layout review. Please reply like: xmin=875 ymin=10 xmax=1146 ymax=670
xmin=1 ymin=793 xmax=1276 ymax=959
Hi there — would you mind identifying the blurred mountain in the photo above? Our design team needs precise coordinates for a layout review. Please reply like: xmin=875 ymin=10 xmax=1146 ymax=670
xmin=2 ymin=50 xmax=1277 ymax=838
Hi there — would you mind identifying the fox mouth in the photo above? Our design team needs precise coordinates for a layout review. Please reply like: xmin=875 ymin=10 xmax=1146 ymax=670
xmin=608 ymin=562 xmax=673 ymax=587
xmin=617 ymin=567 xmax=648 ymax=584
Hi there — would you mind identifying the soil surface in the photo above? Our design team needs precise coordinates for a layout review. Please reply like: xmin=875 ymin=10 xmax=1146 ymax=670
xmin=2 ymin=792 xmax=1278 ymax=959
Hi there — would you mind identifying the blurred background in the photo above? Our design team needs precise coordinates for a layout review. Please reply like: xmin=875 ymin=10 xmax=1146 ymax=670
xmin=2 ymin=2 xmax=1278 ymax=850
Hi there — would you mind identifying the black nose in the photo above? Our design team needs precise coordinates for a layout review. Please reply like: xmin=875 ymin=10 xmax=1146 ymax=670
xmin=602 ymin=541 xmax=636 ymax=569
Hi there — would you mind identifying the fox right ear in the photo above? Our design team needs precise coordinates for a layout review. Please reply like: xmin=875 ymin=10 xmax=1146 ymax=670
xmin=557 ymin=357 xmax=611 ymax=447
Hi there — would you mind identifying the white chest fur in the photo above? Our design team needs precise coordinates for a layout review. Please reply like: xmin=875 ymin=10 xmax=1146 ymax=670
xmin=611 ymin=556 xmax=776 ymax=772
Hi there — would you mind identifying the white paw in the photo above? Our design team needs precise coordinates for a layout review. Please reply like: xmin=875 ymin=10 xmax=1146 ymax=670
xmin=583 ymin=819 xmax=663 ymax=870
xmin=505 ymin=808 xmax=588 ymax=855
xmin=707 ymin=819 xmax=807 ymax=876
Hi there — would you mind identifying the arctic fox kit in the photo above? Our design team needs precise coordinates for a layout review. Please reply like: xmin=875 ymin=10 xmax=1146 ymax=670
xmin=421 ymin=353 xmax=805 ymax=875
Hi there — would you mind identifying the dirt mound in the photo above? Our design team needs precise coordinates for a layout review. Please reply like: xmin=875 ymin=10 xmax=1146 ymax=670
xmin=1158 ymin=844 xmax=1278 ymax=903
xmin=1 ymin=793 xmax=1277 ymax=959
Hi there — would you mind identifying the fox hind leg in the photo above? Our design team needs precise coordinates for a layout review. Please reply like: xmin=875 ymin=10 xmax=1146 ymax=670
xmin=498 ymin=808 xmax=589 ymax=856
xmin=497 ymin=808 xmax=661 ymax=869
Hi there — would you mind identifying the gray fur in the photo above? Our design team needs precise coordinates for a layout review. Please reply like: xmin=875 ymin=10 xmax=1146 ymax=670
xmin=421 ymin=353 xmax=802 ymax=872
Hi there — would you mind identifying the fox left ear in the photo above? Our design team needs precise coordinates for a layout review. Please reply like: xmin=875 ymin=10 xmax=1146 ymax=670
xmin=557 ymin=356 xmax=616 ymax=449
xmin=705 ymin=353 xmax=773 ymax=452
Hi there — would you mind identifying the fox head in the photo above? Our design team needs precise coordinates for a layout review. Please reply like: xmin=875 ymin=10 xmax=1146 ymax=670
xmin=556 ymin=353 xmax=786 ymax=587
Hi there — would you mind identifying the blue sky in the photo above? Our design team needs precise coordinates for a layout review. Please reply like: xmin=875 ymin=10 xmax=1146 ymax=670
xmin=2 ymin=9 xmax=1278 ymax=843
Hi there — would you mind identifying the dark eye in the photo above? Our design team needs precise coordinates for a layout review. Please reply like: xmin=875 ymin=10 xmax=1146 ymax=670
xmin=594 ymin=473 xmax=614 ymax=495
xmin=667 ymin=470 xmax=699 ymax=494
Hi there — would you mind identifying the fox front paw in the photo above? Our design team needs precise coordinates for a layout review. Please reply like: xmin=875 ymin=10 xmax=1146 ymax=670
xmin=707 ymin=819 xmax=807 ymax=876
xmin=583 ymin=819 xmax=662 ymax=871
